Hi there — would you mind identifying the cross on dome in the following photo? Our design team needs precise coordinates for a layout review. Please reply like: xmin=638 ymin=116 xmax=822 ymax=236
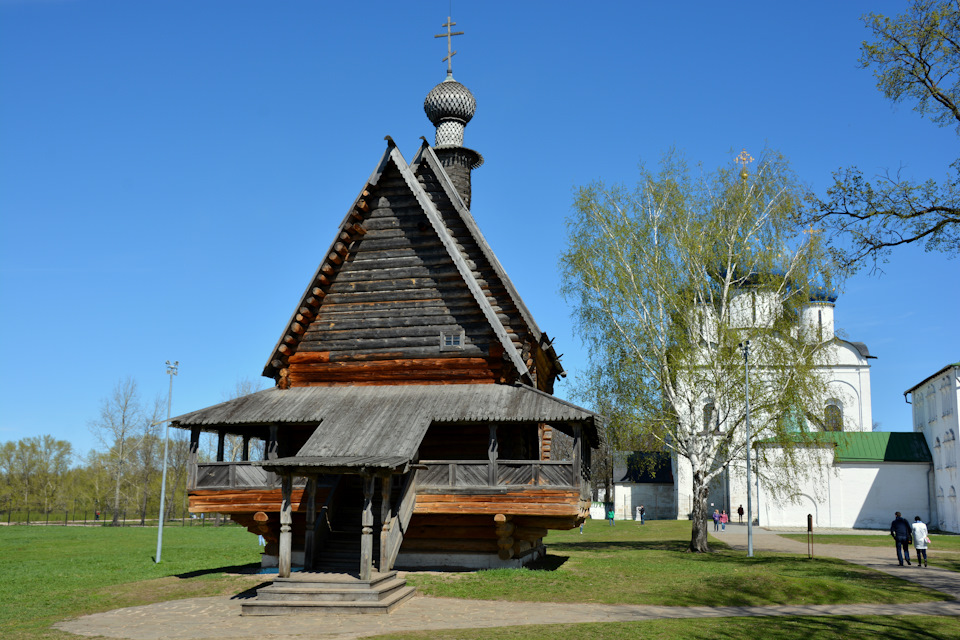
xmin=434 ymin=16 xmax=464 ymax=77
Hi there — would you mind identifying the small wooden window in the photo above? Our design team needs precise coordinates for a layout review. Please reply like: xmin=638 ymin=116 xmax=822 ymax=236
xmin=440 ymin=330 xmax=465 ymax=351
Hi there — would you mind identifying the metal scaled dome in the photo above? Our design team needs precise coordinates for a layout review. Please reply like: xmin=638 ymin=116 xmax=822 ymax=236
xmin=424 ymin=75 xmax=476 ymax=126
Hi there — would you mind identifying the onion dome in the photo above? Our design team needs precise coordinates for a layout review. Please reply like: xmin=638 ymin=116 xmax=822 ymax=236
xmin=809 ymin=285 xmax=839 ymax=303
xmin=424 ymin=74 xmax=477 ymax=148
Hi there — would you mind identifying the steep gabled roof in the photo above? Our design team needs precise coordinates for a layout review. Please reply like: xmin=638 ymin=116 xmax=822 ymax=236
xmin=262 ymin=139 xmax=532 ymax=384
xmin=411 ymin=142 xmax=564 ymax=376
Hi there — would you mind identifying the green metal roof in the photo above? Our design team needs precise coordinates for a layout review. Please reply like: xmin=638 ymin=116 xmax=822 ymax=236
xmin=807 ymin=432 xmax=932 ymax=463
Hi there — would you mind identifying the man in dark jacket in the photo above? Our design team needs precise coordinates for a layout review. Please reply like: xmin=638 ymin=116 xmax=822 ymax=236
xmin=890 ymin=511 xmax=913 ymax=566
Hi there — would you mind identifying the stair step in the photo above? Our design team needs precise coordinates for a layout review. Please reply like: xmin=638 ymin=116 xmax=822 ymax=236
xmin=256 ymin=578 xmax=409 ymax=602
xmin=276 ymin=570 xmax=397 ymax=588
xmin=241 ymin=585 xmax=416 ymax=616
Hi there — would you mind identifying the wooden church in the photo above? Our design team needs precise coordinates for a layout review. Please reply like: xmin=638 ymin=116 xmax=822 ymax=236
xmin=170 ymin=21 xmax=601 ymax=614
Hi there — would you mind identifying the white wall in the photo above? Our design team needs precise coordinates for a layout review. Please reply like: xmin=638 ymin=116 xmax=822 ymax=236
xmin=911 ymin=365 xmax=960 ymax=532
xmin=613 ymin=483 xmax=676 ymax=520
xmin=760 ymin=461 xmax=933 ymax=529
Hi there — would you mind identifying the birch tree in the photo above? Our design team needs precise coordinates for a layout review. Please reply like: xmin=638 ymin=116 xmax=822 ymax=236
xmin=561 ymin=150 xmax=836 ymax=552
xmin=89 ymin=377 xmax=149 ymax=526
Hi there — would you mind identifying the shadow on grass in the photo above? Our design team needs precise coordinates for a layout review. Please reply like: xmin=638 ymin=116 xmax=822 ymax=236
xmin=175 ymin=562 xmax=262 ymax=579
xmin=713 ymin=615 xmax=957 ymax=640
xmin=523 ymin=554 xmax=569 ymax=571
xmin=551 ymin=539 xmax=732 ymax=553
xmin=931 ymin=556 xmax=960 ymax=573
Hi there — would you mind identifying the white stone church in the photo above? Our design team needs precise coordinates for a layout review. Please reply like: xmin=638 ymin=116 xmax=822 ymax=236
xmin=614 ymin=292 xmax=956 ymax=532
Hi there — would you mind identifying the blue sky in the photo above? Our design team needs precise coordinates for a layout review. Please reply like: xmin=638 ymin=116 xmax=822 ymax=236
xmin=1 ymin=1 xmax=957 ymax=458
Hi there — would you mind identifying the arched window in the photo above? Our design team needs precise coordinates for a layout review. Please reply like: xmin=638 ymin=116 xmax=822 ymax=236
xmin=778 ymin=406 xmax=804 ymax=433
xmin=703 ymin=402 xmax=716 ymax=434
xmin=824 ymin=402 xmax=843 ymax=432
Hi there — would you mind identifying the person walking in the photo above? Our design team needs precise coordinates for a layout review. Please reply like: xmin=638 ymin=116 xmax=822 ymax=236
xmin=890 ymin=511 xmax=912 ymax=566
xmin=911 ymin=516 xmax=930 ymax=567
xmin=720 ymin=509 xmax=728 ymax=531
xmin=639 ymin=505 xmax=645 ymax=525
xmin=712 ymin=509 xmax=720 ymax=532
xmin=737 ymin=504 xmax=744 ymax=523
xmin=607 ymin=505 xmax=615 ymax=526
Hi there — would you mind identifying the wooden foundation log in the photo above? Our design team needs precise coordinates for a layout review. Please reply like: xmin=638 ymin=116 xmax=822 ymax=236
xmin=495 ymin=513 xmax=514 ymax=560
xmin=513 ymin=526 xmax=548 ymax=542
xmin=512 ymin=539 xmax=536 ymax=557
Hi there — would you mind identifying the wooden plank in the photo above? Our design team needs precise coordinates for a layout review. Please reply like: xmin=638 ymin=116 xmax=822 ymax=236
xmin=414 ymin=492 xmax=578 ymax=503
xmin=413 ymin=503 xmax=578 ymax=516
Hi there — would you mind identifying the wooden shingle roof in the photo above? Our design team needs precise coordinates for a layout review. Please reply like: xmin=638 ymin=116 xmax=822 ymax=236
xmin=170 ymin=383 xmax=602 ymax=471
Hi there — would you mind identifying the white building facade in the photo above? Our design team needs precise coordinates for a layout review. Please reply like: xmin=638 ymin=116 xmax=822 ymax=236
xmin=647 ymin=292 xmax=936 ymax=529
xmin=906 ymin=363 xmax=960 ymax=533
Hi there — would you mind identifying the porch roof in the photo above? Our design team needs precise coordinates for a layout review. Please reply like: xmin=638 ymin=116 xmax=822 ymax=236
xmin=171 ymin=383 xmax=602 ymax=473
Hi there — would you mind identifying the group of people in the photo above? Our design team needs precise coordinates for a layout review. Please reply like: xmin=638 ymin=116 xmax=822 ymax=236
xmin=711 ymin=505 xmax=747 ymax=532
xmin=890 ymin=511 xmax=932 ymax=567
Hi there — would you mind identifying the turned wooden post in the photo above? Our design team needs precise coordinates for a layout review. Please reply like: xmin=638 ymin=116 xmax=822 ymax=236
xmin=304 ymin=476 xmax=317 ymax=570
xmin=241 ymin=435 xmax=250 ymax=462
xmin=187 ymin=427 xmax=200 ymax=489
xmin=379 ymin=475 xmax=392 ymax=571
xmin=488 ymin=423 xmax=499 ymax=487
xmin=216 ymin=430 xmax=225 ymax=462
xmin=360 ymin=474 xmax=375 ymax=580
xmin=279 ymin=474 xmax=293 ymax=578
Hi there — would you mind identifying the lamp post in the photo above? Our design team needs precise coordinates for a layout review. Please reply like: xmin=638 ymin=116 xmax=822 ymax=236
xmin=155 ymin=360 xmax=178 ymax=563
xmin=739 ymin=341 xmax=754 ymax=558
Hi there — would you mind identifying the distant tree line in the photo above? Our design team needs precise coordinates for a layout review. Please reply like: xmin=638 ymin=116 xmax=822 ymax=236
xmin=0 ymin=376 xmax=263 ymax=525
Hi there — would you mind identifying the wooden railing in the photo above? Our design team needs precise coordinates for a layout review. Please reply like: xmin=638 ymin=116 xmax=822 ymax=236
xmin=381 ymin=470 xmax=418 ymax=571
xmin=418 ymin=460 xmax=577 ymax=488
xmin=191 ymin=462 xmax=307 ymax=490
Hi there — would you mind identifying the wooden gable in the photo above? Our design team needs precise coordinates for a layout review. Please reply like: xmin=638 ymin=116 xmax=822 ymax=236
xmin=264 ymin=139 xmax=543 ymax=388
xmin=411 ymin=144 xmax=565 ymax=392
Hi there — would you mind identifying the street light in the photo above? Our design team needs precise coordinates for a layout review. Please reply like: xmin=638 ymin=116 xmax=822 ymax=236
xmin=155 ymin=360 xmax=178 ymax=563
xmin=739 ymin=341 xmax=754 ymax=558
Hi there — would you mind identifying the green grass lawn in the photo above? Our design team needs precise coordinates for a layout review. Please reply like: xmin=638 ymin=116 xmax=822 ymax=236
xmin=1 ymin=520 xmax=956 ymax=640
xmin=0 ymin=524 xmax=265 ymax=640
xmin=406 ymin=520 xmax=951 ymax=606
xmin=365 ymin=616 xmax=960 ymax=640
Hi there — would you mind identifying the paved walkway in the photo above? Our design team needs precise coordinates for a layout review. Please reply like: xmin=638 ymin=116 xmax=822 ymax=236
xmin=56 ymin=526 xmax=960 ymax=640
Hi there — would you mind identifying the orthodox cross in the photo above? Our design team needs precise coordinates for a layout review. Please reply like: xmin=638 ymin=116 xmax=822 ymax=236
xmin=735 ymin=148 xmax=754 ymax=180
xmin=434 ymin=16 xmax=464 ymax=75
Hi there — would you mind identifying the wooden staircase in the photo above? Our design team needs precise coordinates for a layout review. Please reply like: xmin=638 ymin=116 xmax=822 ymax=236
xmin=241 ymin=570 xmax=416 ymax=615
xmin=242 ymin=474 xmax=417 ymax=615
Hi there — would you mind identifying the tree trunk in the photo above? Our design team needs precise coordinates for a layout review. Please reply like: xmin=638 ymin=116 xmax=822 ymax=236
xmin=111 ymin=451 xmax=123 ymax=527
xmin=688 ymin=470 xmax=711 ymax=553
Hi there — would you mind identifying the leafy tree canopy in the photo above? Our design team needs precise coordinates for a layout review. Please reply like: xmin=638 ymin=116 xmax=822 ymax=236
xmin=561 ymin=149 xmax=837 ymax=552
xmin=806 ymin=0 xmax=960 ymax=272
